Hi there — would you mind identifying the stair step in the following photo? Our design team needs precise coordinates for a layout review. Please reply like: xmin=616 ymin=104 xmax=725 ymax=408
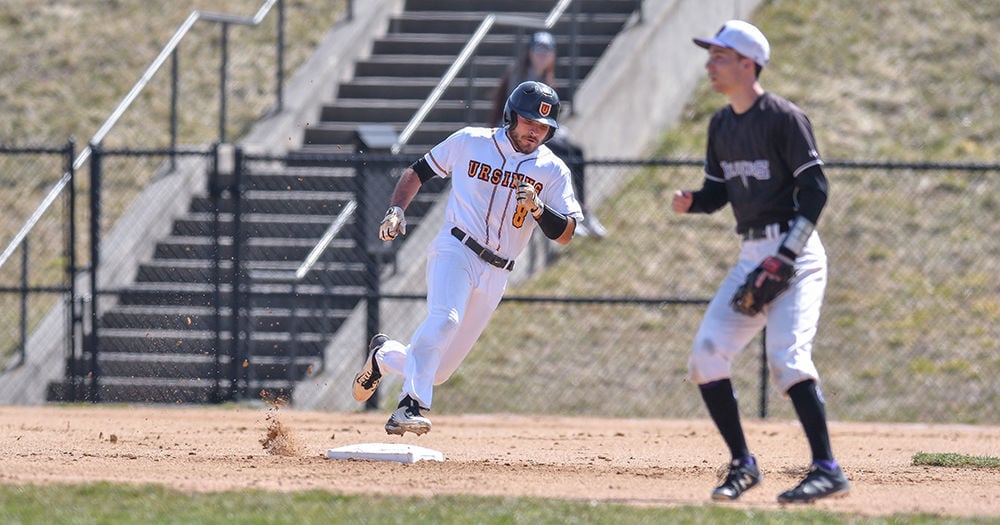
xmin=63 ymin=353 xmax=317 ymax=381
xmin=336 ymin=76 xmax=503 ymax=101
xmin=189 ymin=190 xmax=354 ymax=215
xmin=320 ymin=99 xmax=495 ymax=124
xmin=172 ymin=213 xmax=355 ymax=239
xmin=372 ymin=33 xmax=613 ymax=57
xmin=102 ymin=305 xmax=350 ymax=332
xmin=46 ymin=376 xmax=297 ymax=404
xmin=303 ymin=121 xmax=460 ymax=150
xmin=113 ymin=281 xmax=367 ymax=309
xmin=216 ymin=167 xmax=357 ymax=192
xmin=135 ymin=259 xmax=366 ymax=287
xmin=94 ymin=328 xmax=327 ymax=356
xmin=388 ymin=12 xmax=630 ymax=36
xmin=152 ymin=236 xmax=360 ymax=262
xmin=353 ymin=54 xmax=596 ymax=79
xmin=403 ymin=0 xmax=639 ymax=14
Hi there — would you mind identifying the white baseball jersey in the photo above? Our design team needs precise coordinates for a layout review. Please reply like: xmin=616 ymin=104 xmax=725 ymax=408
xmin=373 ymin=126 xmax=581 ymax=409
xmin=425 ymin=126 xmax=583 ymax=259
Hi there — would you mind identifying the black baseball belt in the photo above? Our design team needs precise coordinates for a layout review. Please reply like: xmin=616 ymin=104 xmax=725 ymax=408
xmin=450 ymin=227 xmax=515 ymax=271
xmin=739 ymin=222 xmax=790 ymax=241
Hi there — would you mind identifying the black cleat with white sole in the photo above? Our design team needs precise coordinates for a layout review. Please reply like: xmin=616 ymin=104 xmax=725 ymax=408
xmin=778 ymin=463 xmax=850 ymax=503
xmin=385 ymin=395 xmax=432 ymax=436
xmin=712 ymin=456 xmax=762 ymax=501
xmin=352 ymin=333 xmax=388 ymax=402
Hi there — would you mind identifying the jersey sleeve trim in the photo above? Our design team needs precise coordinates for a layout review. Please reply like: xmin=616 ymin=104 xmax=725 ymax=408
xmin=704 ymin=170 xmax=725 ymax=183
xmin=425 ymin=151 xmax=448 ymax=177
xmin=793 ymin=159 xmax=824 ymax=178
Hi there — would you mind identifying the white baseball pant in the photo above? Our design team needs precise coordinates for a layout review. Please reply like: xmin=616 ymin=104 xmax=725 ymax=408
xmin=688 ymin=231 xmax=827 ymax=393
xmin=375 ymin=229 xmax=508 ymax=408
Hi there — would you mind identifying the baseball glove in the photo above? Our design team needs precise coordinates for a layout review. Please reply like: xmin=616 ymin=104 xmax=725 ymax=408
xmin=730 ymin=255 xmax=795 ymax=316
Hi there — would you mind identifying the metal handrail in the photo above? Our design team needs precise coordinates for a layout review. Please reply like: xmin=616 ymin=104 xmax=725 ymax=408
xmin=391 ymin=0 xmax=574 ymax=154
xmin=294 ymin=199 xmax=357 ymax=281
xmin=0 ymin=0 xmax=282 ymax=271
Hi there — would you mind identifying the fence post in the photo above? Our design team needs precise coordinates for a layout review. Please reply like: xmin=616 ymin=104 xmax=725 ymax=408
xmin=209 ymin=143 xmax=225 ymax=403
xmin=219 ymin=23 xmax=230 ymax=144
xmin=87 ymin=143 xmax=103 ymax=402
xmin=170 ymin=48 xmax=180 ymax=172
xmin=219 ymin=144 xmax=243 ymax=401
xmin=759 ymin=329 xmax=768 ymax=418
xmin=18 ymin=238 xmax=28 ymax=367
xmin=65 ymin=139 xmax=79 ymax=402
xmin=228 ymin=145 xmax=247 ymax=400
xmin=275 ymin=0 xmax=285 ymax=113
xmin=568 ymin=0 xmax=581 ymax=113
xmin=355 ymin=125 xmax=399 ymax=410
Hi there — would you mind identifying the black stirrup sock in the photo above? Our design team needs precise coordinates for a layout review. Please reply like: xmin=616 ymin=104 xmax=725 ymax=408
xmin=700 ymin=379 xmax=751 ymax=460
xmin=788 ymin=379 xmax=834 ymax=462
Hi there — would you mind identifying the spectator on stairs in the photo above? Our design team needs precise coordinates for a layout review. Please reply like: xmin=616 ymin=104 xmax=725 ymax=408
xmin=490 ymin=31 xmax=607 ymax=238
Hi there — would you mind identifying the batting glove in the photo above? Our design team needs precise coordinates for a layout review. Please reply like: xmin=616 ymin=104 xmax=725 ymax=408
xmin=516 ymin=181 xmax=543 ymax=218
xmin=379 ymin=205 xmax=406 ymax=241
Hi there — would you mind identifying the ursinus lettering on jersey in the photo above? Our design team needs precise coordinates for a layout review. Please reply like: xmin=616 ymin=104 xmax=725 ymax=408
xmin=466 ymin=160 xmax=543 ymax=192
xmin=720 ymin=160 xmax=770 ymax=188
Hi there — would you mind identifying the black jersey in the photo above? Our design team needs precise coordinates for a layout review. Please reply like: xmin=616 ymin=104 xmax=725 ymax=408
xmin=695 ymin=92 xmax=825 ymax=233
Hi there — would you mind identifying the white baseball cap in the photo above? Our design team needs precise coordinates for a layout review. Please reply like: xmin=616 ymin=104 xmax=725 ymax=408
xmin=531 ymin=31 xmax=556 ymax=52
xmin=693 ymin=20 xmax=770 ymax=67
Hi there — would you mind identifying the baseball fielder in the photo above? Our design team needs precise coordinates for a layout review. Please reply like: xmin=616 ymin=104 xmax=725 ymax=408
xmin=673 ymin=21 xmax=850 ymax=503
xmin=352 ymin=81 xmax=582 ymax=436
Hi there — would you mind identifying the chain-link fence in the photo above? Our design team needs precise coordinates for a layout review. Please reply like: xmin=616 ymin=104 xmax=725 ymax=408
xmin=4 ymin=145 xmax=997 ymax=424
xmin=0 ymin=145 xmax=77 ymax=371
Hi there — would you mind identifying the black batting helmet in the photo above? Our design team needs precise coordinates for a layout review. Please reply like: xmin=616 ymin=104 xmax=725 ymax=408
xmin=502 ymin=81 xmax=560 ymax=142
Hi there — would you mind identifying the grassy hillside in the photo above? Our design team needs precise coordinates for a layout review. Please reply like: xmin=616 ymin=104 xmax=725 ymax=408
xmin=659 ymin=0 xmax=999 ymax=161
xmin=0 ymin=0 xmax=346 ymax=146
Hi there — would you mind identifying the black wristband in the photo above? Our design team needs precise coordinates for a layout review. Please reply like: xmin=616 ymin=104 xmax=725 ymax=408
xmin=536 ymin=204 xmax=569 ymax=240
xmin=409 ymin=157 xmax=434 ymax=184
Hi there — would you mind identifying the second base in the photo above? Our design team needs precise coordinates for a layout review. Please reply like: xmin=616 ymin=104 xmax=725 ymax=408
xmin=326 ymin=442 xmax=444 ymax=464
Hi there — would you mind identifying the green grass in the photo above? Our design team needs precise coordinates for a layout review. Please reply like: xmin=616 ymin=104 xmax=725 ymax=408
xmin=913 ymin=452 xmax=1000 ymax=469
xmin=0 ymin=483 xmax=992 ymax=525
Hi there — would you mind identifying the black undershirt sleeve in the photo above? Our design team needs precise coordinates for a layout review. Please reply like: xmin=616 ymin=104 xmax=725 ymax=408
xmin=794 ymin=164 xmax=828 ymax=224
xmin=689 ymin=179 xmax=729 ymax=214
xmin=409 ymin=157 xmax=435 ymax=184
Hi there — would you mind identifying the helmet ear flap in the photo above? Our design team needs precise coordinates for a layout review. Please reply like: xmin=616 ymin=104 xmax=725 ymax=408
xmin=502 ymin=102 xmax=516 ymax=131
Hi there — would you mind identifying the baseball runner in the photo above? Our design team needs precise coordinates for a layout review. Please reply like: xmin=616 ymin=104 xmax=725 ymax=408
xmin=352 ymin=81 xmax=582 ymax=436
xmin=672 ymin=21 xmax=850 ymax=503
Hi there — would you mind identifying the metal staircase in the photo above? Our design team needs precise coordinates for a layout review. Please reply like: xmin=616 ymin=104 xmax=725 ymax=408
xmin=46 ymin=0 xmax=638 ymax=403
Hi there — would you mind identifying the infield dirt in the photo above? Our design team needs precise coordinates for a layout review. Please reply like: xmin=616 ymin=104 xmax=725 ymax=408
xmin=0 ymin=405 xmax=997 ymax=518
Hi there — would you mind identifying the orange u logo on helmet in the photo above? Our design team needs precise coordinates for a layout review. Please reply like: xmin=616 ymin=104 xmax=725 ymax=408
xmin=539 ymin=102 xmax=552 ymax=117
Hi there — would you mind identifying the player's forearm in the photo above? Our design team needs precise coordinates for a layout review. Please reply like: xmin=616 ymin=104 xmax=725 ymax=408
xmin=388 ymin=168 xmax=423 ymax=210
xmin=554 ymin=217 xmax=575 ymax=244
